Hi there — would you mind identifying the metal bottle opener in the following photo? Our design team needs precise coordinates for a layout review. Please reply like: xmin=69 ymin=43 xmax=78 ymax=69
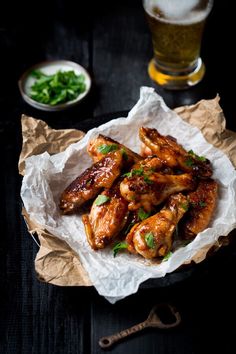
xmin=99 ymin=303 xmax=181 ymax=349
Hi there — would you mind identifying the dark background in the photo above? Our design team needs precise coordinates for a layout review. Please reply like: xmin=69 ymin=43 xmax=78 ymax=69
xmin=0 ymin=1 xmax=236 ymax=353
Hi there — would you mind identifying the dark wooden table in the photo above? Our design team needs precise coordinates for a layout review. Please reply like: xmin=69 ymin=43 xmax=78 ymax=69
xmin=1 ymin=1 xmax=236 ymax=353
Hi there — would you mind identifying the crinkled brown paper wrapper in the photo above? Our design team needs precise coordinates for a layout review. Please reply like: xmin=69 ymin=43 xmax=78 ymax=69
xmin=19 ymin=96 xmax=236 ymax=287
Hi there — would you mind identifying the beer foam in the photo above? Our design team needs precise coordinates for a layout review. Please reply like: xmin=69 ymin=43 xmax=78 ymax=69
xmin=144 ymin=0 xmax=213 ymax=24
xmin=155 ymin=0 xmax=199 ymax=19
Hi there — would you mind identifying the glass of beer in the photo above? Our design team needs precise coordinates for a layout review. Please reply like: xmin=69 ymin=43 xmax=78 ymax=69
xmin=143 ymin=0 xmax=214 ymax=89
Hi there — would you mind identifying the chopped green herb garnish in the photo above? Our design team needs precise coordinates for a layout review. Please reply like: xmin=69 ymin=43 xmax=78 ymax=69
xmin=29 ymin=70 xmax=86 ymax=105
xmin=197 ymin=156 xmax=207 ymax=162
xmin=113 ymin=241 xmax=128 ymax=257
xmin=122 ymin=168 xmax=144 ymax=178
xmin=144 ymin=232 xmax=155 ymax=248
xmin=138 ymin=208 xmax=151 ymax=221
xmin=185 ymin=157 xmax=195 ymax=167
xmin=132 ymin=168 xmax=144 ymax=176
xmin=180 ymin=202 xmax=189 ymax=211
xmin=188 ymin=150 xmax=195 ymax=156
xmin=121 ymin=148 xmax=128 ymax=160
xmin=163 ymin=251 xmax=172 ymax=261
xmin=143 ymin=175 xmax=153 ymax=184
xmin=191 ymin=201 xmax=207 ymax=208
xmin=188 ymin=150 xmax=206 ymax=162
xmin=94 ymin=194 xmax=110 ymax=206
xmin=97 ymin=144 xmax=118 ymax=154
xmin=86 ymin=178 xmax=92 ymax=186
xmin=122 ymin=171 xmax=132 ymax=178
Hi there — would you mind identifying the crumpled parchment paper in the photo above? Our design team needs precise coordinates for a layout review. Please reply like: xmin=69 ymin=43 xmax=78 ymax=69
xmin=20 ymin=87 xmax=236 ymax=303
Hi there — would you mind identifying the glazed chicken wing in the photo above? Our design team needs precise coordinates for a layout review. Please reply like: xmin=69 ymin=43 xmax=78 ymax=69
xmin=131 ymin=156 xmax=163 ymax=172
xmin=59 ymin=150 xmax=123 ymax=214
xmin=180 ymin=179 xmax=218 ymax=239
xmin=132 ymin=155 xmax=174 ymax=175
xmin=87 ymin=134 xmax=141 ymax=164
xmin=120 ymin=171 xmax=195 ymax=212
xmin=126 ymin=193 xmax=188 ymax=259
xmin=82 ymin=182 xmax=129 ymax=250
xmin=139 ymin=127 xmax=212 ymax=178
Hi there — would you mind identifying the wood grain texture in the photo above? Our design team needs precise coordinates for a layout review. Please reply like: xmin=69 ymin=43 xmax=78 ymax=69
xmin=92 ymin=1 xmax=152 ymax=115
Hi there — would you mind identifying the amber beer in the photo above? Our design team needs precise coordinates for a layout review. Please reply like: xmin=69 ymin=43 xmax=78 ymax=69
xmin=143 ymin=0 xmax=213 ymax=89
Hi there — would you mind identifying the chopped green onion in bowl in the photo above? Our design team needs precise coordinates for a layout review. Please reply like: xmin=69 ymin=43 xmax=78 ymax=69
xmin=18 ymin=60 xmax=91 ymax=111
xmin=29 ymin=69 xmax=86 ymax=106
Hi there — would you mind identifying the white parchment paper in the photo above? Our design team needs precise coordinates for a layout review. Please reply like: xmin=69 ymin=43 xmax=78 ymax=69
xmin=21 ymin=87 xmax=236 ymax=303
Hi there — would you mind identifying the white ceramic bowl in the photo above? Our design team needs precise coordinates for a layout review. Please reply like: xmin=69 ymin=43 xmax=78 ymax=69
xmin=18 ymin=60 xmax=91 ymax=111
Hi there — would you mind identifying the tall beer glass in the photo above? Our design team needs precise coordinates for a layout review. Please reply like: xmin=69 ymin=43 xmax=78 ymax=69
xmin=143 ymin=0 xmax=214 ymax=89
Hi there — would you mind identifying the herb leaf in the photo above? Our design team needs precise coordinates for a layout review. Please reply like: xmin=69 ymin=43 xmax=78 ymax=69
xmin=143 ymin=175 xmax=153 ymax=184
xmin=97 ymin=144 xmax=118 ymax=154
xmin=191 ymin=200 xmax=207 ymax=208
xmin=94 ymin=195 xmax=110 ymax=206
xmin=132 ymin=168 xmax=144 ymax=176
xmin=188 ymin=149 xmax=195 ymax=156
xmin=163 ymin=251 xmax=172 ymax=262
xmin=113 ymin=242 xmax=128 ymax=257
xmin=122 ymin=168 xmax=144 ymax=178
xmin=121 ymin=148 xmax=128 ymax=160
xmin=29 ymin=70 xmax=86 ymax=106
xmin=138 ymin=208 xmax=151 ymax=221
xmin=185 ymin=157 xmax=194 ymax=167
xmin=144 ymin=232 xmax=155 ymax=248
xmin=180 ymin=202 xmax=189 ymax=211
xmin=197 ymin=156 xmax=207 ymax=162
xmin=122 ymin=171 xmax=132 ymax=178
xmin=188 ymin=150 xmax=206 ymax=162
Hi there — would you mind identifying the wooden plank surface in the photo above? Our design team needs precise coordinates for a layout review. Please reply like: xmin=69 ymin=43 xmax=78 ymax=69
xmin=92 ymin=1 xmax=152 ymax=116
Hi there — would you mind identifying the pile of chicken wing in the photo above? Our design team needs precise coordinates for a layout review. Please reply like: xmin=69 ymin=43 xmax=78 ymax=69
xmin=59 ymin=127 xmax=218 ymax=260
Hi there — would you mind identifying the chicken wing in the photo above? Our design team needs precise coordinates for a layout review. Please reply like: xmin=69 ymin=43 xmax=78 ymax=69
xmin=131 ymin=155 xmax=163 ymax=172
xmin=126 ymin=193 xmax=188 ymax=259
xmin=59 ymin=150 xmax=123 ymax=214
xmin=132 ymin=155 xmax=174 ymax=175
xmin=82 ymin=182 xmax=129 ymax=250
xmin=87 ymin=134 xmax=141 ymax=164
xmin=180 ymin=179 xmax=218 ymax=239
xmin=139 ymin=127 xmax=212 ymax=178
xmin=120 ymin=171 xmax=195 ymax=212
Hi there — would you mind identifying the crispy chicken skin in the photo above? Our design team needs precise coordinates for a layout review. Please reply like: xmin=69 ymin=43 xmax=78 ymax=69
xmin=120 ymin=172 xmax=195 ymax=212
xmin=87 ymin=134 xmax=141 ymax=164
xmin=139 ymin=127 xmax=212 ymax=178
xmin=131 ymin=156 xmax=163 ymax=172
xmin=139 ymin=126 xmax=186 ymax=166
xmin=126 ymin=193 xmax=188 ymax=259
xmin=132 ymin=155 xmax=173 ymax=175
xmin=82 ymin=182 xmax=129 ymax=250
xmin=180 ymin=179 xmax=218 ymax=239
xmin=59 ymin=150 xmax=123 ymax=214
